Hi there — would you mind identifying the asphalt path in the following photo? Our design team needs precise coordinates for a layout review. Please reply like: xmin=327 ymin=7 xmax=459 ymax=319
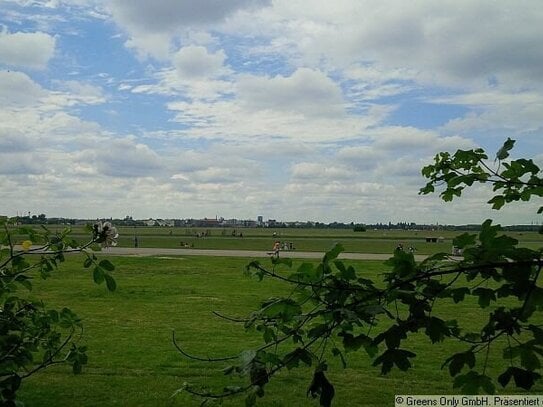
xmin=102 ymin=246 xmax=429 ymax=261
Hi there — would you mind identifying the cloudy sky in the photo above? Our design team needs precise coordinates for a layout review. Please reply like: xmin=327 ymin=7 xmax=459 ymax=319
xmin=1 ymin=0 xmax=542 ymax=225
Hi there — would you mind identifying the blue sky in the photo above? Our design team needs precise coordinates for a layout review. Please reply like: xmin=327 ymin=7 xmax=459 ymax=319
xmin=1 ymin=0 xmax=542 ymax=225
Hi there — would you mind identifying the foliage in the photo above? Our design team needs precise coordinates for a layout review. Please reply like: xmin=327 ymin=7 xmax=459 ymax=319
xmin=353 ymin=224 xmax=366 ymax=232
xmin=0 ymin=220 xmax=116 ymax=405
xmin=420 ymin=137 xmax=543 ymax=213
xmin=175 ymin=139 xmax=542 ymax=406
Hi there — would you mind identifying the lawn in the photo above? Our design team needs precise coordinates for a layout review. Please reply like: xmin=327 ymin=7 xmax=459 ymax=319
xmin=16 ymin=253 xmax=543 ymax=406
xmin=43 ymin=224 xmax=543 ymax=255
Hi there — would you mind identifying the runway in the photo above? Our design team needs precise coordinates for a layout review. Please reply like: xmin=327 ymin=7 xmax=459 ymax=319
xmin=101 ymin=246 xmax=428 ymax=262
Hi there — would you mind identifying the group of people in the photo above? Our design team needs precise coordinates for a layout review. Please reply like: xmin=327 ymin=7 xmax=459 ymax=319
xmin=396 ymin=243 xmax=416 ymax=253
xmin=270 ymin=241 xmax=295 ymax=257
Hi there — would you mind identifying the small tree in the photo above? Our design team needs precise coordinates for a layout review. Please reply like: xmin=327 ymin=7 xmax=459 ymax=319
xmin=175 ymin=139 xmax=542 ymax=406
xmin=0 ymin=220 xmax=117 ymax=405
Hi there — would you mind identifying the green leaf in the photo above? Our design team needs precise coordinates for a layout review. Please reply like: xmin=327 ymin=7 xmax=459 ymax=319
xmin=263 ymin=327 xmax=276 ymax=344
xmin=308 ymin=324 xmax=329 ymax=339
xmin=425 ymin=317 xmax=449 ymax=343
xmin=98 ymin=259 xmax=115 ymax=271
xmin=260 ymin=298 xmax=302 ymax=322
xmin=271 ymin=257 xmax=292 ymax=267
xmin=520 ymin=347 xmax=540 ymax=371
xmin=335 ymin=261 xmax=356 ymax=280
xmin=525 ymin=286 xmax=543 ymax=312
xmin=444 ymin=351 xmax=476 ymax=377
xmin=453 ymin=371 xmax=495 ymax=394
xmin=323 ymin=243 xmax=344 ymax=263
xmin=283 ymin=348 xmax=313 ymax=370
xmin=419 ymin=183 xmax=435 ymax=195
xmin=488 ymin=195 xmax=506 ymax=210
xmin=372 ymin=349 xmax=416 ymax=374
xmin=384 ymin=325 xmax=407 ymax=349
xmin=93 ymin=267 xmax=105 ymax=284
xmin=478 ymin=219 xmax=500 ymax=245
xmin=498 ymin=367 xmax=541 ymax=390
xmin=496 ymin=138 xmax=515 ymax=160
xmin=237 ymin=350 xmax=257 ymax=375
xmin=528 ymin=324 xmax=543 ymax=342
xmin=341 ymin=333 xmax=376 ymax=356
xmin=473 ymin=288 xmax=496 ymax=308
xmin=331 ymin=347 xmax=347 ymax=368
xmin=104 ymin=273 xmax=117 ymax=292
xmin=450 ymin=287 xmax=470 ymax=303
xmin=385 ymin=250 xmax=416 ymax=278
xmin=83 ymin=257 xmax=93 ymax=268
xmin=307 ymin=370 xmax=335 ymax=407
xmin=296 ymin=262 xmax=315 ymax=276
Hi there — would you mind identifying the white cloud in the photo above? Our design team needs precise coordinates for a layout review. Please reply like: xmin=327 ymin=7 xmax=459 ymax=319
xmin=222 ymin=0 xmax=543 ymax=90
xmin=237 ymin=68 xmax=345 ymax=117
xmin=51 ymin=80 xmax=106 ymax=105
xmin=108 ymin=0 xmax=270 ymax=32
xmin=291 ymin=162 xmax=352 ymax=181
xmin=0 ymin=30 xmax=56 ymax=69
xmin=0 ymin=70 xmax=106 ymax=110
xmin=167 ymin=98 xmax=379 ymax=142
xmin=106 ymin=0 xmax=270 ymax=58
xmin=370 ymin=128 xmax=476 ymax=153
xmin=1 ymin=0 xmax=541 ymax=225
xmin=0 ymin=152 xmax=43 ymax=175
xmin=0 ymin=127 xmax=33 ymax=152
xmin=89 ymin=138 xmax=164 ymax=178
xmin=0 ymin=70 xmax=46 ymax=105
xmin=173 ymin=46 xmax=226 ymax=78
xmin=337 ymin=146 xmax=383 ymax=171
xmin=435 ymin=90 xmax=543 ymax=136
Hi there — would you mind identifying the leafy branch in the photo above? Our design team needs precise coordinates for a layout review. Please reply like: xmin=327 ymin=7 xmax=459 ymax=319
xmin=174 ymin=138 xmax=542 ymax=406
xmin=0 ymin=219 xmax=118 ymax=404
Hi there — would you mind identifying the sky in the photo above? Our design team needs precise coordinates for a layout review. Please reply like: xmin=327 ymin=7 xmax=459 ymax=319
xmin=0 ymin=0 xmax=542 ymax=225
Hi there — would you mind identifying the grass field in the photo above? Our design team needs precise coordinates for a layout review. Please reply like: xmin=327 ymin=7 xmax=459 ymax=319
xmin=41 ymin=225 xmax=543 ymax=255
xmin=16 ymin=253 xmax=543 ymax=406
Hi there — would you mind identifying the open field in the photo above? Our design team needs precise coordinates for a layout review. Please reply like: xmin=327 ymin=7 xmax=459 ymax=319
xmin=17 ymin=253 xmax=543 ymax=406
xmin=37 ymin=225 xmax=543 ymax=255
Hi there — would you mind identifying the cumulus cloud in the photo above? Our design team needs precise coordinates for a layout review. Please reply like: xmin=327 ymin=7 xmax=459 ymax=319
xmin=337 ymin=145 xmax=383 ymax=171
xmin=223 ymin=0 xmax=543 ymax=89
xmin=237 ymin=68 xmax=345 ymax=117
xmin=0 ymin=70 xmax=106 ymax=111
xmin=108 ymin=0 xmax=270 ymax=31
xmin=0 ymin=128 xmax=34 ymax=152
xmin=370 ymin=127 xmax=476 ymax=154
xmin=90 ymin=138 xmax=163 ymax=178
xmin=1 ymin=0 xmax=541 ymax=224
xmin=291 ymin=162 xmax=352 ymax=181
xmin=107 ymin=0 xmax=270 ymax=57
xmin=167 ymin=98 xmax=379 ymax=142
xmin=50 ymin=80 xmax=106 ymax=105
xmin=237 ymin=68 xmax=343 ymax=116
xmin=435 ymin=91 xmax=543 ymax=136
xmin=0 ymin=152 xmax=42 ymax=175
xmin=0 ymin=30 xmax=56 ymax=69
xmin=0 ymin=70 xmax=46 ymax=106
xmin=173 ymin=45 xmax=226 ymax=78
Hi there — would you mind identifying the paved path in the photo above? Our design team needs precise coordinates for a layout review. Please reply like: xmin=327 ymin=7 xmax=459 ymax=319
xmin=103 ymin=247 xmax=428 ymax=262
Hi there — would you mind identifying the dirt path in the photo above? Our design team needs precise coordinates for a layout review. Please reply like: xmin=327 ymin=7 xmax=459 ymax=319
xmin=103 ymin=247 xmax=428 ymax=261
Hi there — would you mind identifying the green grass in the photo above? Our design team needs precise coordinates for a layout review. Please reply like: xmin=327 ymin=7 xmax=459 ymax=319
xmin=40 ymin=225 xmax=543 ymax=255
xmin=16 ymin=254 xmax=543 ymax=406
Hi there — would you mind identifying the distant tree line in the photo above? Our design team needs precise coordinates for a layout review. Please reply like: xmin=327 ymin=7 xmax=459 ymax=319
xmin=7 ymin=215 xmax=541 ymax=232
